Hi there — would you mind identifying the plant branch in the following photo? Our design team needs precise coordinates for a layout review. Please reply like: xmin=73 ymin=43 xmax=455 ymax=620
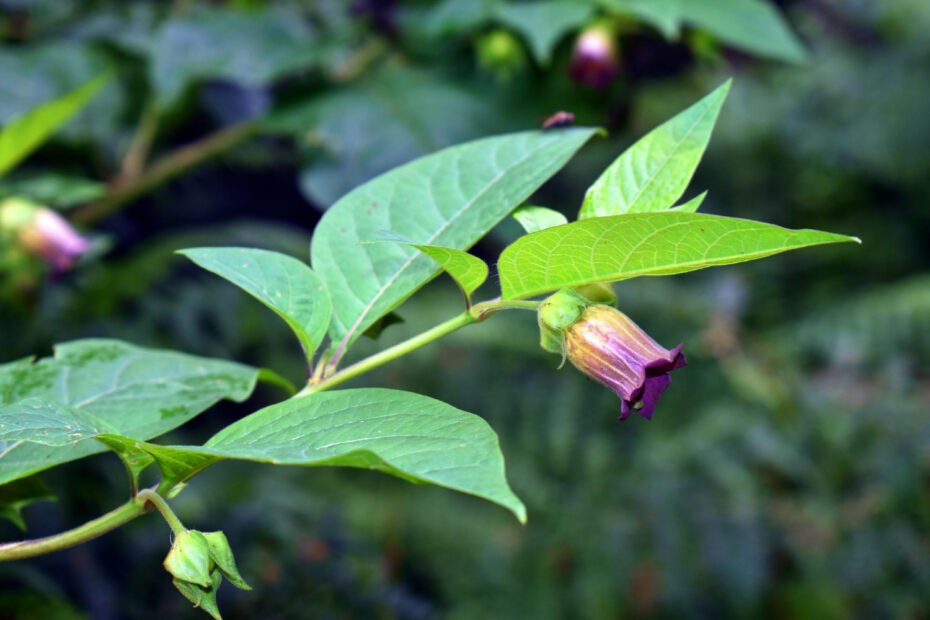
xmin=0 ymin=496 xmax=147 ymax=561
xmin=74 ymin=121 xmax=258 ymax=225
xmin=303 ymin=298 xmax=539 ymax=395
xmin=136 ymin=489 xmax=185 ymax=535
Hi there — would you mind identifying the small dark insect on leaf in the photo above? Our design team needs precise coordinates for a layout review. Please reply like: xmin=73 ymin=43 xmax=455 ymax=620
xmin=542 ymin=111 xmax=575 ymax=130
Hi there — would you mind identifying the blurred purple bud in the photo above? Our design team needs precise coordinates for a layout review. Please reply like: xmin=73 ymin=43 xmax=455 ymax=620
xmin=570 ymin=25 xmax=620 ymax=89
xmin=18 ymin=207 xmax=90 ymax=272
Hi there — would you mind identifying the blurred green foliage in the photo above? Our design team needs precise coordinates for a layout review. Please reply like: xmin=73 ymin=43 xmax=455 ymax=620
xmin=0 ymin=0 xmax=928 ymax=618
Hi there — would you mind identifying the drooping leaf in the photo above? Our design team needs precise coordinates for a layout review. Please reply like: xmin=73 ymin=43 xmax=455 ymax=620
xmin=266 ymin=66 xmax=502 ymax=208
xmin=600 ymin=0 xmax=806 ymax=63
xmin=0 ymin=75 xmax=108 ymax=179
xmin=311 ymin=128 xmax=598 ymax=359
xmin=495 ymin=1 xmax=593 ymax=64
xmin=670 ymin=191 xmax=707 ymax=213
xmin=580 ymin=80 xmax=730 ymax=219
xmin=512 ymin=205 xmax=569 ymax=233
xmin=179 ymin=248 xmax=332 ymax=363
xmin=499 ymin=212 xmax=860 ymax=299
xmin=412 ymin=245 xmax=489 ymax=304
xmin=101 ymin=390 xmax=526 ymax=522
xmin=198 ymin=389 xmax=525 ymax=521
xmin=0 ymin=340 xmax=260 ymax=486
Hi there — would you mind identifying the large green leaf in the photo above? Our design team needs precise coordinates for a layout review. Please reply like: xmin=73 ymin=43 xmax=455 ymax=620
xmin=0 ymin=75 xmax=107 ymax=179
xmin=601 ymin=0 xmax=806 ymax=63
xmin=0 ymin=340 xmax=259 ymax=486
xmin=65 ymin=390 xmax=528 ymax=522
xmin=579 ymin=80 xmax=730 ymax=219
xmin=179 ymin=248 xmax=332 ymax=363
xmin=495 ymin=1 xmax=593 ymax=64
xmin=499 ymin=212 xmax=860 ymax=299
xmin=312 ymin=128 xmax=598 ymax=360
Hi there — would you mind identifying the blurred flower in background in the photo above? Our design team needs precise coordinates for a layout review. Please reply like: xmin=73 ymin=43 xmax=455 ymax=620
xmin=570 ymin=22 xmax=620 ymax=88
xmin=0 ymin=198 xmax=89 ymax=272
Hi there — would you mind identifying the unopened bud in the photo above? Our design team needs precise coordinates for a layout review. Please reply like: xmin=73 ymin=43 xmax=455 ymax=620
xmin=164 ymin=530 xmax=213 ymax=588
xmin=570 ymin=24 xmax=620 ymax=89
xmin=476 ymin=29 xmax=528 ymax=82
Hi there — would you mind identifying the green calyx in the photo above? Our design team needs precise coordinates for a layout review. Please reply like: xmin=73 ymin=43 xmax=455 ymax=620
xmin=537 ymin=288 xmax=591 ymax=356
xmin=538 ymin=288 xmax=589 ymax=331
xmin=0 ymin=197 xmax=40 ymax=233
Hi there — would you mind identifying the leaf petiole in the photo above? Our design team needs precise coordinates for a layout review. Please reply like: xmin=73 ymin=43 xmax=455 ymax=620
xmin=302 ymin=298 xmax=540 ymax=395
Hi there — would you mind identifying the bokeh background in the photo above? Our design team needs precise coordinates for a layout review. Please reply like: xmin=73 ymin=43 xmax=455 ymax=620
xmin=1 ymin=1 xmax=929 ymax=618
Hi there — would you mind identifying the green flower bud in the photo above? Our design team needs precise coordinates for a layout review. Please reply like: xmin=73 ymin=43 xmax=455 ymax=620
xmin=538 ymin=288 xmax=589 ymax=332
xmin=164 ymin=530 xmax=213 ymax=588
xmin=476 ymin=29 xmax=527 ymax=81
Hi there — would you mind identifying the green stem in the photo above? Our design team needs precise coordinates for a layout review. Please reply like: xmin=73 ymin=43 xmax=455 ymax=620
xmin=303 ymin=298 xmax=539 ymax=395
xmin=137 ymin=490 xmax=186 ymax=535
xmin=0 ymin=498 xmax=146 ymax=561
xmin=74 ymin=121 xmax=257 ymax=225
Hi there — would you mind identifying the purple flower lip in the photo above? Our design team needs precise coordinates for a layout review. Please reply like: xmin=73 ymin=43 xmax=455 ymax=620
xmin=564 ymin=304 xmax=686 ymax=420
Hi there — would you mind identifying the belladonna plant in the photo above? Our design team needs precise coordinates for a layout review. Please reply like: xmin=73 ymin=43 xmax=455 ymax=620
xmin=0 ymin=81 xmax=859 ymax=618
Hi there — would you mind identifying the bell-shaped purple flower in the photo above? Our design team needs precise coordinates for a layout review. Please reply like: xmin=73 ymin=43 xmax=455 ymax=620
xmin=564 ymin=304 xmax=686 ymax=420
xmin=570 ymin=25 xmax=620 ymax=89
xmin=17 ymin=205 xmax=90 ymax=272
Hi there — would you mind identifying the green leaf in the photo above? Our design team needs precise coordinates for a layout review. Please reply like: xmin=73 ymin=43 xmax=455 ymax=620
xmin=499 ymin=212 xmax=860 ymax=299
xmin=601 ymin=0 xmax=806 ymax=63
xmin=0 ymin=42 xmax=124 ymax=146
xmin=0 ymin=398 xmax=116 ymax=446
xmin=179 ymin=248 xmax=332 ymax=363
xmin=495 ymin=1 xmax=593 ymax=64
xmin=368 ymin=232 xmax=488 ymax=305
xmin=0 ymin=340 xmax=259 ymax=486
xmin=512 ymin=205 xmax=568 ymax=233
xmin=412 ymin=245 xmax=489 ymax=303
xmin=97 ymin=435 xmax=219 ymax=494
xmin=0 ymin=476 xmax=55 ymax=531
xmin=0 ymin=75 xmax=108 ymax=179
xmin=149 ymin=6 xmax=319 ymax=109
xmin=670 ymin=191 xmax=707 ymax=213
xmin=580 ymin=80 xmax=730 ymax=219
xmin=127 ymin=389 xmax=526 ymax=522
xmin=312 ymin=128 xmax=598 ymax=358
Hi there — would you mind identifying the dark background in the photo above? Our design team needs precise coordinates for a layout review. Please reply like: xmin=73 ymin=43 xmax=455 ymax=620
xmin=1 ymin=1 xmax=928 ymax=618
